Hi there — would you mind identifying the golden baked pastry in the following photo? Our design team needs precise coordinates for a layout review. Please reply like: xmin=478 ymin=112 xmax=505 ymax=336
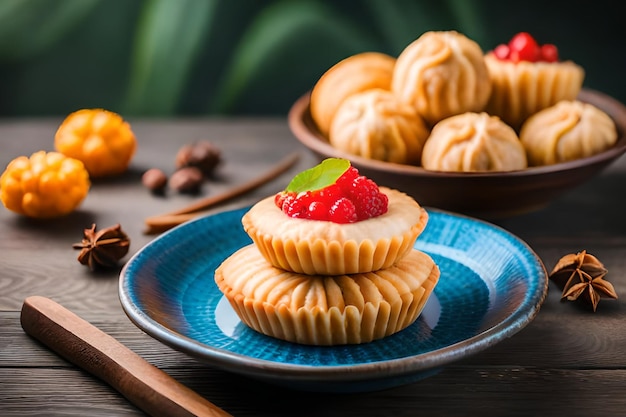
xmin=484 ymin=32 xmax=585 ymax=130
xmin=421 ymin=112 xmax=528 ymax=172
xmin=485 ymin=55 xmax=584 ymax=130
xmin=520 ymin=100 xmax=618 ymax=165
xmin=214 ymin=244 xmax=440 ymax=345
xmin=391 ymin=30 xmax=491 ymax=126
xmin=328 ymin=89 xmax=430 ymax=164
xmin=242 ymin=187 xmax=428 ymax=275
xmin=310 ymin=52 xmax=396 ymax=137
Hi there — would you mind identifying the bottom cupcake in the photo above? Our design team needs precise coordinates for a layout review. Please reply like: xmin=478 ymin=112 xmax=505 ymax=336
xmin=214 ymin=244 xmax=440 ymax=346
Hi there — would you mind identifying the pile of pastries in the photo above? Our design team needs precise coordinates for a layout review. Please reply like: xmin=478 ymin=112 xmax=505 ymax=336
xmin=214 ymin=159 xmax=440 ymax=345
xmin=310 ymin=31 xmax=618 ymax=172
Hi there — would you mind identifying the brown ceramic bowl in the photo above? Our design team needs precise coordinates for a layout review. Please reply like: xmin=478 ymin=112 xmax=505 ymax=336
xmin=288 ymin=88 xmax=626 ymax=218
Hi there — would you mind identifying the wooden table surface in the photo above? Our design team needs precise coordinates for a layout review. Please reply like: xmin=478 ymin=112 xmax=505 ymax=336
xmin=2 ymin=117 xmax=626 ymax=417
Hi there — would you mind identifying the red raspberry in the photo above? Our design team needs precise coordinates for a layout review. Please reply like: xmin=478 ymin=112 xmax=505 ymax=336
xmin=275 ymin=163 xmax=388 ymax=223
xmin=369 ymin=192 xmax=389 ymax=218
xmin=349 ymin=176 xmax=378 ymax=196
xmin=349 ymin=177 xmax=388 ymax=220
xmin=329 ymin=197 xmax=357 ymax=223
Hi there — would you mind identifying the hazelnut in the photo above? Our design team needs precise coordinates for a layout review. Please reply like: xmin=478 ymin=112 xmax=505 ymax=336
xmin=169 ymin=167 xmax=204 ymax=193
xmin=175 ymin=141 xmax=222 ymax=177
xmin=142 ymin=168 xmax=168 ymax=193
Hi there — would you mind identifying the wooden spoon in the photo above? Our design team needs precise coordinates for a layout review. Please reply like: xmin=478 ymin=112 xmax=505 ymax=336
xmin=20 ymin=295 xmax=232 ymax=417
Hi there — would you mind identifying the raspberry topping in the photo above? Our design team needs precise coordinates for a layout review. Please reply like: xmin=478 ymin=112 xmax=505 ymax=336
xmin=492 ymin=32 xmax=559 ymax=63
xmin=275 ymin=160 xmax=388 ymax=223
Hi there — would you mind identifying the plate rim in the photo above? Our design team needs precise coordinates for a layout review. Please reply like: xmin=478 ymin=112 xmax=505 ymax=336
xmin=119 ymin=206 xmax=548 ymax=383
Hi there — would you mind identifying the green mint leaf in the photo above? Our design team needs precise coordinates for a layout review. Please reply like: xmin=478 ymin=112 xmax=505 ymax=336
xmin=286 ymin=158 xmax=350 ymax=193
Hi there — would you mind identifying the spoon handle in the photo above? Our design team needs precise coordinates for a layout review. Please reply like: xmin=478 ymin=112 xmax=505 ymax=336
xmin=20 ymin=295 xmax=232 ymax=417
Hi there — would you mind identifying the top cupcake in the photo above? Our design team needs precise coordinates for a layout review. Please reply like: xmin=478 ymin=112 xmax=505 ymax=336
xmin=242 ymin=158 xmax=428 ymax=275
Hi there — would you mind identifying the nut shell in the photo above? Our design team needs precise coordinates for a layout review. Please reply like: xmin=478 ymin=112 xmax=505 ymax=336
xmin=175 ymin=141 xmax=221 ymax=176
xmin=169 ymin=167 xmax=204 ymax=193
xmin=142 ymin=168 xmax=167 ymax=192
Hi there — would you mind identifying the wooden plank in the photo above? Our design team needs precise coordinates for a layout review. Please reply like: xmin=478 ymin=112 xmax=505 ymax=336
xmin=2 ymin=118 xmax=626 ymax=416
xmin=0 ymin=311 xmax=190 ymax=368
xmin=19 ymin=296 xmax=232 ymax=417
xmin=0 ymin=120 xmax=315 ymax=312
xmin=2 ymin=367 xmax=626 ymax=417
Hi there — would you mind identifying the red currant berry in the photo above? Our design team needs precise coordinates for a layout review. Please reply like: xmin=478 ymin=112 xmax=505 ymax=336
xmin=285 ymin=197 xmax=307 ymax=218
xmin=317 ymin=183 xmax=343 ymax=204
xmin=508 ymin=32 xmax=540 ymax=62
xmin=308 ymin=201 xmax=329 ymax=221
xmin=274 ymin=191 xmax=292 ymax=209
xmin=298 ymin=190 xmax=313 ymax=204
xmin=493 ymin=44 xmax=510 ymax=60
xmin=336 ymin=166 xmax=359 ymax=189
xmin=540 ymin=43 xmax=559 ymax=62
xmin=280 ymin=193 xmax=296 ymax=211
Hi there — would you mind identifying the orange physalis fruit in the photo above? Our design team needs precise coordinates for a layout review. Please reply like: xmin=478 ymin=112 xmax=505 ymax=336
xmin=54 ymin=108 xmax=136 ymax=177
xmin=0 ymin=151 xmax=90 ymax=218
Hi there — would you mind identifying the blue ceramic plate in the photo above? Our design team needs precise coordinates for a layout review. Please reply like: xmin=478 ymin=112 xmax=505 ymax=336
xmin=119 ymin=207 xmax=548 ymax=392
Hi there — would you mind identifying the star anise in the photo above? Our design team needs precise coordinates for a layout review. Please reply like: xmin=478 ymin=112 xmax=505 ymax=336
xmin=549 ymin=250 xmax=617 ymax=312
xmin=72 ymin=223 xmax=130 ymax=271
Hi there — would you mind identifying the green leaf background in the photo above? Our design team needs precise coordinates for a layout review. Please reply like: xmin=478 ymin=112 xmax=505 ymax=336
xmin=0 ymin=0 xmax=624 ymax=117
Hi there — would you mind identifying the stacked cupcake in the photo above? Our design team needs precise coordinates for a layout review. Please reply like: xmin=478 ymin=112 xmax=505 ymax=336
xmin=214 ymin=158 xmax=440 ymax=345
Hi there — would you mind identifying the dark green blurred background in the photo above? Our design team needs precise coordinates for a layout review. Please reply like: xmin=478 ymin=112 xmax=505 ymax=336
xmin=1 ymin=0 xmax=624 ymax=117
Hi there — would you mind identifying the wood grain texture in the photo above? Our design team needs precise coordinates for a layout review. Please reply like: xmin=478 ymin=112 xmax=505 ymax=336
xmin=20 ymin=296 xmax=232 ymax=417
xmin=2 ymin=118 xmax=626 ymax=416
xmin=3 ymin=366 xmax=626 ymax=417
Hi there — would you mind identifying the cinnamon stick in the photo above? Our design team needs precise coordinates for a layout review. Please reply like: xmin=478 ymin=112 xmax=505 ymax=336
xmin=143 ymin=213 xmax=200 ymax=235
xmin=144 ymin=152 xmax=300 ymax=234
